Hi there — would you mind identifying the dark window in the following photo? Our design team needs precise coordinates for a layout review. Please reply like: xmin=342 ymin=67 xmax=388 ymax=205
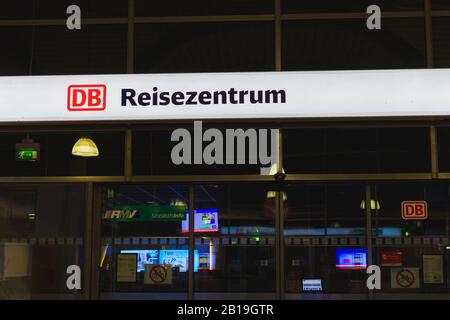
xmin=282 ymin=0 xmax=423 ymax=13
xmin=432 ymin=0 xmax=450 ymax=10
xmin=283 ymin=127 xmax=430 ymax=173
xmin=135 ymin=22 xmax=274 ymax=73
xmin=0 ymin=27 xmax=32 ymax=76
xmin=282 ymin=19 xmax=426 ymax=71
xmin=1 ymin=0 xmax=128 ymax=19
xmin=194 ymin=184 xmax=276 ymax=295
xmin=284 ymin=183 xmax=367 ymax=294
xmin=0 ymin=184 xmax=85 ymax=298
xmin=135 ymin=0 xmax=274 ymax=16
xmin=432 ymin=18 xmax=450 ymax=68
xmin=31 ymin=25 xmax=127 ymax=75
xmin=373 ymin=182 xmax=449 ymax=236
xmin=284 ymin=183 xmax=366 ymax=236
xmin=35 ymin=0 xmax=128 ymax=19
xmin=133 ymin=126 xmax=277 ymax=176
xmin=0 ymin=1 xmax=35 ymax=19
xmin=437 ymin=127 xmax=450 ymax=172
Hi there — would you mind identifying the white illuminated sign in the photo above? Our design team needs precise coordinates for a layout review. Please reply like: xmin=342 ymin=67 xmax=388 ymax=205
xmin=1 ymin=69 xmax=450 ymax=123
xmin=302 ymin=279 xmax=323 ymax=292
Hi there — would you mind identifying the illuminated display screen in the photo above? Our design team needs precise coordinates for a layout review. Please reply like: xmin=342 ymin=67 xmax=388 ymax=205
xmin=336 ymin=248 xmax=367 ymax=270
xmin=181 ymin=209 xmax=219 ymax=233
xmin=199 ymin=253 xmax=209 ymax=270
xmin=120 ymin=249 xmax=159 ymax=272
xmin=302 ymin=279 xmax=323 ymax=292
xmin=159 ymin=250 xmax=199 ymax=273
xmin=120 ymin=249 xmax=200 ymax=273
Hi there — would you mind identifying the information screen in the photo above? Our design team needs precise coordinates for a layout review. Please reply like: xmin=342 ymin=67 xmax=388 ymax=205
xmin=120 ymin=249 xmax=159 ymax=272
xmin=336 ymin=248 xmax=367 ymax=270
xmin=181 ymin=209 xmax=219 ymax=233
xmin=159 ymin=249 xmax=199 ymax=272
xmin=302 ymin=279 xmax=323 ymax=292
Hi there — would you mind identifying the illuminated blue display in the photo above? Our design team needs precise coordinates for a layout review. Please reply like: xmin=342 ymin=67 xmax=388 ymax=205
xmin=120 ymin=249 xmax=159 ymax=272
xmin=336 ymin=248 xmax=367 ymax=270
xmin=120 ymin=249 xmax=200 ymax=272
xmin=159 ymin=249 xmax=199 ymax=272
xmin=181 ymin=209 xmax=219 ymax=233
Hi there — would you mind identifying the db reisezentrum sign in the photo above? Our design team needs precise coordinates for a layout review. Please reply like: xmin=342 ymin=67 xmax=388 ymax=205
xmin=2 ymin=69 xmax=450 ymax=122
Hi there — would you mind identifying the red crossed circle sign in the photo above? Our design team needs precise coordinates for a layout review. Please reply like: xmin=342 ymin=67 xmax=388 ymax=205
xmin=149 ymin=265 xmax=167 ymax=284
xmin=396 ymin=269 xmax=415 ymax=288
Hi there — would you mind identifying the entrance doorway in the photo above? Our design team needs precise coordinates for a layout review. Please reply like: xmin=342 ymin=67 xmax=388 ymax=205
xmin=96 ymin=183 xmax=278 ymax=300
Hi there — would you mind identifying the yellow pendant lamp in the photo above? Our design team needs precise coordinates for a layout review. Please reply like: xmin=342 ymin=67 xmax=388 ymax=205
xmin=266 ymin=191 xmax=288 ymax=201
xmin=360 ymin=199 xmax=381 ymax=210
xmin=72 ymin=137 xmax=99 ymax=157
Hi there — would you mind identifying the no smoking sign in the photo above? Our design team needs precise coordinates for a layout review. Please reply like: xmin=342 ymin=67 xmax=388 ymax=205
xmin=144 ymin=264 xmax=172 ymax=285
xmin=390 ymin=268 xmax=420 ymax=289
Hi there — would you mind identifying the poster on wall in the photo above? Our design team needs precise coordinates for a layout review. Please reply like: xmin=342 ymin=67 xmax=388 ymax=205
xmin=381 ymin=251 xmax=402 ymax=267
xmin=390 ymin=268 xmax=420 ymax=289
xmin=116 ymin=253 xmax=137 ymax=283
xmin=423 ymin=255 xmax=444 ymax=284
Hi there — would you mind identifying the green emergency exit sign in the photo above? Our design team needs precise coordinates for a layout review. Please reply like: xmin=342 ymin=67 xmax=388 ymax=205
xmin=16 ymin=138 xmax=40 ymax=161
xmin=16 ymin=149 xmax=39 ymax=161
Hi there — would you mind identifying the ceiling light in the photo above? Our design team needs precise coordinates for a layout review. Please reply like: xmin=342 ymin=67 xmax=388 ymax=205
xmin=360 ymin=199 xmax=380 ymax=210
xmin=268 ymin=163 xmax=285 ymax=175
xmin=72 ymin=137 xmax=99 ymax=157
xmin=266 ymin=191 xmax=288 ymax=201
xmin=171 ymin=199 xmax=187 ymax=207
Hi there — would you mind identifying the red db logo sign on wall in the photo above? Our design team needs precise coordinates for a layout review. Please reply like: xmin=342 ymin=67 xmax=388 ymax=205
xmin=401 ymin=201 xmax=428 ymax=220
xmin=67 ymin=84 xmax=106 ymax=111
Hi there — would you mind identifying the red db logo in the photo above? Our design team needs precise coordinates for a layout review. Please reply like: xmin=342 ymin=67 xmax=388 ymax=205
xmin=401 ymin=201 xmax=428 ymax=220
xmin=67 ymin=84 xmax=106 ymax=111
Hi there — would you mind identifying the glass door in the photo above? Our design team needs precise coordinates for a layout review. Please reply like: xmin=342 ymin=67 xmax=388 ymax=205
xmin=371 ymin=182 xmax=450 ymax=299
xmin=283 ymin=182 xmax=368 ymax=299
xmin=98 ymin=184 xmax=190 ymax=300
xmin=193 ymin=184 xmax=277 ymax=299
